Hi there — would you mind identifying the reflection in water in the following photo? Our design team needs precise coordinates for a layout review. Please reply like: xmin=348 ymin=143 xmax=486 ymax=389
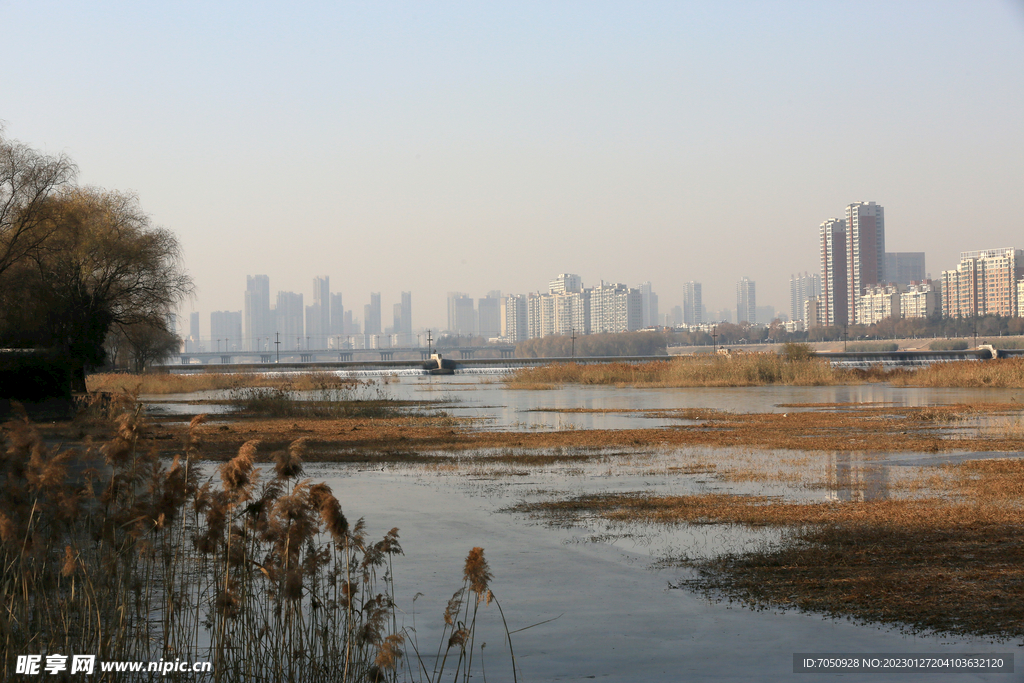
xmin=826 ymin=451 xmax=890 ymax=501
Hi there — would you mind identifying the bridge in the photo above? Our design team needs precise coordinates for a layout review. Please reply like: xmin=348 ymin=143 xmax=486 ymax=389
xmin=175 ymin=345 xmax=517 ymax=365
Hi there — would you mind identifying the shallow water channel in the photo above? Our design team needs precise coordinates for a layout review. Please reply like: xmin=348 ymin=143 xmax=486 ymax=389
xmin=155 ymin=374 xmax=1023 ymax=681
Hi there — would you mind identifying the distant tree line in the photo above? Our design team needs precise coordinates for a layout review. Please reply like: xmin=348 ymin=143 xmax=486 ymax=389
xmin=0 ymin=128 xmax=192 ymax=400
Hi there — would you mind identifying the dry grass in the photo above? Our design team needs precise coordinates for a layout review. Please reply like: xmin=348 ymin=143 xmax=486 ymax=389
xmin=510 ymin=458 xmax=1024 ymax=639
xmin=505 ymin=356 xmax=1024 ymax=389
xmin=888 ymin=357 xmax=1024 ymax=388
xmin=87 ymin=370 xmax=361 ymax=394
xmin=505 ymin=356 xmax=848 ymax=388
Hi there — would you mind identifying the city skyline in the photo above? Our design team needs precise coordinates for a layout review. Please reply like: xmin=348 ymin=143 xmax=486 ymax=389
xmin=3 ymin=3 xmax=1021 ymax=331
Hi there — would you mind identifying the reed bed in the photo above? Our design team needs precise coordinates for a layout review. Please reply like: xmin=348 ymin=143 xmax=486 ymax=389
xmin=87 ymin=370 xmax=363 ymax=395
xmin=0 ymin=405 xmax=513 ymax=682
xmin=227 ymin=382 xmax=413 ymax=420
xmin=505 ymin=355 xmax=847 ymax=388
xmin=887 ymin=357 xmax=1024 ymax=388
xmin=506 ymin=356 xmax=1024 ymax=389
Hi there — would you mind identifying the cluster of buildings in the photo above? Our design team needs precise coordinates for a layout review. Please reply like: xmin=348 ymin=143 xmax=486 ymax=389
xmin=186 ymin=202 xmax=1024 ymax=354
xmin=449 ymin=275 xmax=662 ymax=344
xmin=460 ymin=274 xmax=766 ymax=343
xmin=794 ymin=201 xmax=1024 ymax=330
xmin=189 ymin=276 xmax=413 ymax=352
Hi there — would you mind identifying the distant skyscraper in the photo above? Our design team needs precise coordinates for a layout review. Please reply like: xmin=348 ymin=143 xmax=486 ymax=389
xmin=790 ymin=272 xmax=821 ymax=323
xmin=363 ymin=292 xmax=381 ymax=335
xmin=329 ymin=293 xmax=344 ymax=337
xmin=884 ymin=252 xmax=926 ymax=285
xmin=276 ymin=292 xmax=304 ymax=350
xmin=244 ymin=275 xmax=272 ymax=351
xmin=306 ymin=276 xmax=330 ymax=348
xmin=639 ymin=282 xmax=658 ymax=328
xmin=736 ymin=277 xmax=756 ymax=324
xmin=682 ymin=281 xmax=702 ymax=325
xmin=819 ymin=218 xmax=848 ymax=327
xmin=477 ymin=294 xmax=502 ymax=339
xmin=447 ymin=293 xmax=475 ymax=335
xmin=669 ymin=305 xmax=683 ymax=327
xmin=400 ymin=291 xmax=412 ymax=336
xmin=846 ymin=201 xmax=885 ymax=324
xmin=189 ymin=312 xmax=200 ymax=345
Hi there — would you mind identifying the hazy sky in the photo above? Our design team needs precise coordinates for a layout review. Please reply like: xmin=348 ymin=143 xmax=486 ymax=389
xmin=2 ymin=1 xmax=1023 ymax=333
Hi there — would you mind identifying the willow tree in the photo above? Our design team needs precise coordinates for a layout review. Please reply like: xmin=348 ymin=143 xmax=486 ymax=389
xmin=0 ymin=129 xmax=77 ymax=278
xmin=0 ymin=187 xmax=193 ymax=389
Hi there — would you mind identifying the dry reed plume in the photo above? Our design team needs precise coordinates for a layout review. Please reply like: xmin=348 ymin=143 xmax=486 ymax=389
xmin=0 ymin=401 xmax=514 ymax=682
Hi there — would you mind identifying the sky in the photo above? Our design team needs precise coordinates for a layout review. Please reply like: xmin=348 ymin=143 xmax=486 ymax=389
xmin=2 ymin=1 xmax=1023 ymax=335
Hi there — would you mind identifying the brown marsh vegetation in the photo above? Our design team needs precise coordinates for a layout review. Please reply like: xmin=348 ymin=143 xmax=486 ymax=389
xmin=87 ymin=370 xmax=376 ymax=395
xmin=510 ymin=458 xmax=1024 ymax=639
xmin=0 ymin=404 xmax=514 ymax=682
xmin=504 ymin=355 xmax=1024 ymax=389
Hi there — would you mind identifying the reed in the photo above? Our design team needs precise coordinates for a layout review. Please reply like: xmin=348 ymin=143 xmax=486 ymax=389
xmin=506 ymin=355 xmax=849 ymax=388
xmin=86 ymin=370 xmax=360 ymax=395
xmin=506 ymin=356 xmax=1024 ymax=389
xmin=0 ymin=403 xmax=514 ymax=682
xmin=887 ymin=357 xmax=1024 ymax=388
xmin=228 ymin=383 xmax=405 ymax=419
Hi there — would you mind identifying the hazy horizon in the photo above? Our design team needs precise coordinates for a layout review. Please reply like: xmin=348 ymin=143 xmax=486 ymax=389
xmin=3 ymin=1 xmax=1022 ymax=334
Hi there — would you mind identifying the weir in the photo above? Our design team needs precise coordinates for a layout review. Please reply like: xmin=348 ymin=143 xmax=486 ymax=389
xmin=814 ymin=347 xmax=1024 ymax=368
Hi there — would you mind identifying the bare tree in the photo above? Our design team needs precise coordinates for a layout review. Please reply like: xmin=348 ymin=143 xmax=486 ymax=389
xmin=1 ymin=187 xmax=193 ymax=389
xmin=0 ymin=127 xmax=77 ymax=278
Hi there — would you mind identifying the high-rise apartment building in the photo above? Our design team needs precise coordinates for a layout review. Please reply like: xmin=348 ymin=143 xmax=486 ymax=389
xmin=884 ymin=252 xmax=926 ymax=285
xmin=639 ymin=282 xmax=658 ymax=328
xmin=941 ymin=248 xmax=1023 ymax=318
xmin=304 ymin=276 xmax=330 ymax=349
xmin=682 ymin=282 xmax=702 ymax=326
xmin=329 ymin=293 xmax=344 ymax=337
xmin=845 ymin=201 xmax=885 ymax=324
xmin=856 ymin=285 xmax=901 ymax=326
xmin=400 ymin=291 xmax=412 ymax=336
xmin=526 ymin=290 xmax=589 ymax=339
xmin=901 ymin=281 xmax=941 ymax=319
xmin=548 ymin=274 xmax=583 ymax=295
xmin=589 ymin=283 xmax=641 ymax=334
xmin=447 ymin=293 xmax=475 ymax=335
xmin=244 ymin=275 xmax=272 ymax=351
xmin=668 ymin=305 xmax=683 ymax=327
xmin=477 ymin=295 xmax=502 ymax=339
xmin=819 ymin=218 xmax=847 ymax=327
xmin=363 ymin=293 xmax=381 ymax=336
xmin=501 ymin=294 xmax=529 ymax=343
xmin=736 ymin=277 xmax=756 ymax=324
xmin=790 ymin=272 xmax=820 ymax=323
xmin=276 ymin=292 xmax=304 ymax=350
